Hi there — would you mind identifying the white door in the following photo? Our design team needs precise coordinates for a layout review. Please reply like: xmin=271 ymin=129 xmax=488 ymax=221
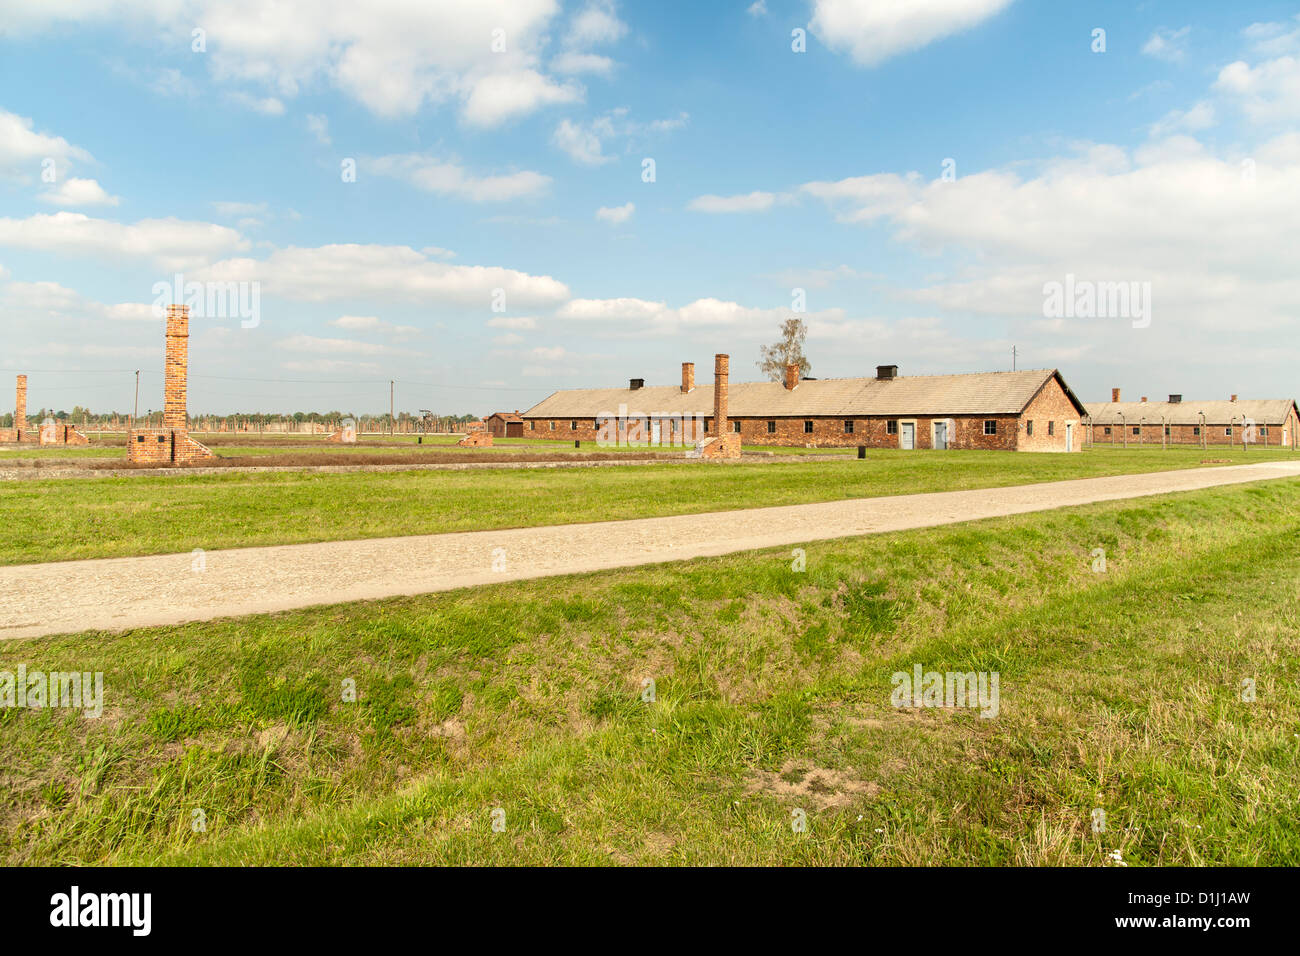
xmin=1065 ymin=422 xmax=1074 ymax=452
xmin=900 ymin=422 xmax=915 ymax=450
xmin=650 ymin=419 xmax=660 ymax=446
xmin=933 ymin=421 xmax=947 ymax=450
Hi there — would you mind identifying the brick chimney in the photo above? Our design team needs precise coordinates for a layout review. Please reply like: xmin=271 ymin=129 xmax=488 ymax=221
xmin=14 ymin=374 xmax=27 ymax=433
xmin=163 ymin=304 xmax=190 ymax=429
xmin=1140 ymin=396 xmax=1147 ymax=403
xmin=713 ymin=353 xmax=729 ymax=437
xmin=681 ymin=362 xmax=695 ymax=393
xmin=1230 ymin=394 xmax=1238 ymax=403
xmin=1111 ymin=387 xmax=1121 ymax=403
xmin=784 ymin=363 xmax=800 ymax=390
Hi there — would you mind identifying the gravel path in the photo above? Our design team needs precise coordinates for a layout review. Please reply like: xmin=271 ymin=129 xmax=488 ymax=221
xmin=3 ymin=459 xmax=1298 ymax=640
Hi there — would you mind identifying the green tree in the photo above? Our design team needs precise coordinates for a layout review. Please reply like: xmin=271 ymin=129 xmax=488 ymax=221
xmin=756 ymin=317 xmax=811 ymax=382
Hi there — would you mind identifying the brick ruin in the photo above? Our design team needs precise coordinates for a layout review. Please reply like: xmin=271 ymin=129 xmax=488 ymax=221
xmin=0 ymin=374 xmax=89 ymax=444
xmin=697 ymin=353 xmax=742 ymax=458
xmin=325 ymin=419 xmax=358 ymax=443
xmin=127 ymin=304 xmax=215 ymax=464
xmin=457 ymin=431 xmax=493 ymax=447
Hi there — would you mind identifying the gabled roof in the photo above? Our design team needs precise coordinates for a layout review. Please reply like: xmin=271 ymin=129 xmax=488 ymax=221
xmin=1085 ymin=399 xmax=1297 ymax=426
xmin=486 ymin=411 xmax=523 ymax=422
xmin=524 ymin=369 xmax=1083 ymax=419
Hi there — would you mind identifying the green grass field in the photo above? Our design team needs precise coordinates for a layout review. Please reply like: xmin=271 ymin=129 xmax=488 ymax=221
xmin=2 ymin=479 xmax=1297 ymax=865
xmin=0 ymin=445 xmax=1292 ymax=565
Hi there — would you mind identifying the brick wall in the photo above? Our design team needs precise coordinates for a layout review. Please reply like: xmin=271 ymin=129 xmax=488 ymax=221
xmin=1017 ymin=376 xmax=1083 ymax=451
xmin=1088 ymin=412 xmax=1300 ymax=447
xmin=127 ymin=429 xmax=214 ymax=464
xmin=458 ymin=431 xmax=493 ymax=447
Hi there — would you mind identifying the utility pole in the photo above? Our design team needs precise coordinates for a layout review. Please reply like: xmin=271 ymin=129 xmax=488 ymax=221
xmin=390 ymin=380 xmax=395 ymax=436
xmin=132 ymin=369 xmax=140 ymax=429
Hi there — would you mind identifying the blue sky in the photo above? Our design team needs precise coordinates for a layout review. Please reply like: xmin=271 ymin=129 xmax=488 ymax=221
xmin=1 ymin=0 xmax=1298 ymax=416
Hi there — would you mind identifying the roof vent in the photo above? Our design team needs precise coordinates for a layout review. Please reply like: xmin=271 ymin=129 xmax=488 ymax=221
xmin=1168 ymin=394 xmax=1182 ymax=404
xmin=629 ymin=378 xmax=644 ymax=390
xmin=876 ymin=365 xmax=898 ymax=381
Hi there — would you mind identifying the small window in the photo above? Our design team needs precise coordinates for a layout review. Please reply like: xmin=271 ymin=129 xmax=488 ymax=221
xmin=766 ymin=420 xmax=776 ymax=434
xmin=732 ymin=420 xmax=741 ymax=434
xmin=1132 ymin=426 xmax=1140 ymax=436
xmin=803 ymin=420 xmax=814 ymax=434
xmin=1193 ymin=426 xmax=1201 ymax=436
xmin=1104 ymin=426 xmax=1111 ymax=436
xmin=157 ymin=435 xmax=166 ymax=443
xmin=1225 ymin=427 xmax=1232 ymax=436
xmin=549 ymin=421 xmax=556 ymax=430
xmin=529 ymin=421 xmax=535 ymax=431
xmin=1164 ymin=425 xmax=1171 ymax=436
xmin=843 ymin=420 xmax=854 ymax=434
xmin=1260 ymin=426 xmax=1268 ymax=436
xmin=1048 ymin=421 xmax=1055 ymax=436
xmin=571 ymin=420 xmax=577 ymax=430
xmin=887 ymin=420 xmax=898 ymax=435
xmin=705 ymin=418 xmax=712 ymax=432
xmin=136 ymin=435 xmax=145 ymax=443
xmin=983 ymin=420 xmax=997 ymax=435
xmin=1026 ymin=421 xmax=1034 ymax=437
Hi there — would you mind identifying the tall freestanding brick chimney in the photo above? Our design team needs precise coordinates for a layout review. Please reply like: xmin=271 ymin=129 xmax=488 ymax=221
xmin=1111 ymin=387 xmax=1121 ymax=403
xmin=784 ymin=363 xmax=800 ymax=390
xmin=713 ymin=353 xmax=729 ymax=437
xmin=681 ymin=362 xmax=695 ymax=393
xmin=163 ymin=304 xmax=189 ymax=429
xmin=14 ymin=374 xmax=27 ymax=433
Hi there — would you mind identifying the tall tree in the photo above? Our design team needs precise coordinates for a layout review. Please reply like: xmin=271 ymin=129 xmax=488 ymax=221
xmin=756 ymin=318 xmax=811 ymax=382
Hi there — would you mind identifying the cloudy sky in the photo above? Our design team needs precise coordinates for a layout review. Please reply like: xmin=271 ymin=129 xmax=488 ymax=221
xmin=1 ymin=0 xmax=1298 ymax=416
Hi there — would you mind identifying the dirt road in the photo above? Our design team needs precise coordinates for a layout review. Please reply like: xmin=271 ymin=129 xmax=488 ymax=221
xmin=3 ymin=459 xmax=1298 ymax=640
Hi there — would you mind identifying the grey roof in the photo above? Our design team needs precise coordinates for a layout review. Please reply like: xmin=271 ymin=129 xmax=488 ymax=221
xmin=524 ymin=369 xmax=1080 ymax=419
xmin=1085 ymin=399 xmax=1297 ymax=426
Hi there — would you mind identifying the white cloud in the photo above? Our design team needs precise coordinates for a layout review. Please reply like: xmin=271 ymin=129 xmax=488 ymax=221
xmin=487 ymin=315 xmax=538 ymax=329
xmin=327 ymin=314 xmax=420 ymax=339
xmin=557 ymin=295 xmax=845 ymax=331
xmin=0 ymin=212 xmax=249 ymax=270
xmin=747 ymin=1 xmax=768 ymax=18
xmin=4 ymin=1 xmax=590 ymax=126
xmin=493 ymin=332 xmax=524 ymax=345
xmin=799 ymin=136 xmax=1300 ymax=340
xmin=196 ymin=243 xmax=570 ymax=306
xmin=37 ymin=177 xmax=120 ymax=207
xmin=566 ymin=0 xmax=627 ymax=47
xmin=282 ymin=358 xmax=380 ymax=373
xmin=1242 ymin=16 xmax=1300 ymax=57
xmin=1142 ymin=26 xmax=1190 ymax=63
xmin=1215 ymin=56 xmax=1300 ymax=123
xmin=552 ymin=118 xmax=611 ymax=165
xmin=595 ymin=201 xmax=634 ymax=223
xmin=551 ymin=108 xmax=688 ymax=166
xmin=306 ymin=113 xmax=331 ymax=145
xmin=227 ymin=91 xmax=286 ymax=115
xmin=0 ymin=108 xmax=93 ymax=180
xmin=364 ymin=153 xmax=551 ymax=201
xmin=2 ymin=280 xmax=153 ymax=322
xmin=1149 ymin=100 xmax=1215 ymax=137
xmin=278 ymin=334 xmax=402 ymax=356
xmin=461 ymin=70 xmax=583 ymax=128
xmin=810 ymin=0 xmax=1015 ymax=67
xmin=687 ymin=191 xmax=783 ymax=213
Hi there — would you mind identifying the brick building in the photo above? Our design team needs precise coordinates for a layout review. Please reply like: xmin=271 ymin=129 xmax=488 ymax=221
xmin=0 ymin=374 xmax=88 ymax=444
xmin=485 ymin=411 xmax=524 ymax=438
xmin=127 ymin=304 xmax=215 ymax=464
xmin=1085 ymin=389 xmax=1299 ymax=447
xmin=522 ymin=363 xmax=1086 ymax=452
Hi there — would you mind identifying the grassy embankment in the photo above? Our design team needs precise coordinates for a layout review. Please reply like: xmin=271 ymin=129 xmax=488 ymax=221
xmin=1 ymin=479 xmax=1298 ymax=864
